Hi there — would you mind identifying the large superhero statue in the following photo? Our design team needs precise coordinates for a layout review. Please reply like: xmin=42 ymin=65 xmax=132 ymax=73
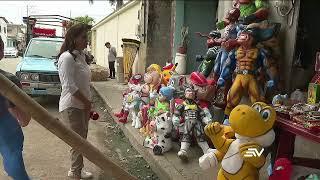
xmin=213 ymin=8 xmax=242 ymax=108
xmin=195 ymin=31 xmax=222 ymax=77
xmin=221 ymin=25 xmax=278 ymax=119
xmin=233 ymin=0 xmax=269 ymax=25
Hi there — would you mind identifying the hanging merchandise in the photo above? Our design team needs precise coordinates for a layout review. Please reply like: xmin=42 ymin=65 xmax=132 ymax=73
xmin=172 ymin=87 xmax=213 ymax=161
xmin=199 ymin=102 xmax=276 ymax=180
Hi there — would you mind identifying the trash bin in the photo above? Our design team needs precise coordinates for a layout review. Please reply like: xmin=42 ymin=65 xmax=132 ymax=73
xmin=122 ymin=38 xmax=140 ymax=83
xmin=116 ymin=57 xmax=125 ymax=83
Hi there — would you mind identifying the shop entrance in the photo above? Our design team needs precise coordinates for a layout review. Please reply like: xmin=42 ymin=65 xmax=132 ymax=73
xmin=292 ymin=1 xmax=320 ymax=90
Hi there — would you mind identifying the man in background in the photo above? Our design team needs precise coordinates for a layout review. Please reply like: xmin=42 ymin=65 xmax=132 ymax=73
xmin=105 ymin=42 xmax=117 ymax=79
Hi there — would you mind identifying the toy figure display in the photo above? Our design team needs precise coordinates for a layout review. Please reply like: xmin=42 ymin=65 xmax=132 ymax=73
xmin=115 ymin=74 xmax=144 ymax=124
xmin=195 ymin=30 xmax=222 ymax=77
xmin=143 ymin=87 xmax=175 ymax=155
xmin=143 ymin=64 xmax=163 ymax=93
xmin=144 ymin=112 xmax=173 ymax=155
xmin=223 ymin=26 xmax=278 ymax=118
xmin=162 ymin=63 xmax=178 ymax=86
xmin=173 ymin=87 xmax=213 ymax=161
xmin=140 ymin=91 xmax=158 ymax=136
xmin=199 ymin=102 xmax=276 ymax=180
xmin=233 ymin=0 xmax=269 ymax=25
xmin=189 ymin=72 xmax=215 ymax=124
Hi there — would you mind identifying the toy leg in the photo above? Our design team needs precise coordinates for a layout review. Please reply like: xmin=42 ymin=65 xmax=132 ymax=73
xmin=217 ymin=169 xmax=227 ymax=180
xmin=114 ymin=108 xmax=124 ymax=118
xmin=198 ymin=141 xmax=210 ymax=154
xmin=248 ymin=76 xmax=260 ymax=104
xmin=135 ymin=115 xmax=142 ymax=128
xmin=225 ymin=75 xmax=244 ymax=116
xmin=131 ymin=112 xmax=136 ymax=127
xmin=178 ymin=141 xmax=191 ymax=161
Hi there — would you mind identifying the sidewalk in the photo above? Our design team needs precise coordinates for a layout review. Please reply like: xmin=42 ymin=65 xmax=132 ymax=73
xmin=92 ymin=80 xmax=217 ymax=180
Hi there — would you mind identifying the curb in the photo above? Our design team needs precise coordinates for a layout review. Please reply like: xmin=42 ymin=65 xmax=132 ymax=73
xmin=92 ymin=85 xmax=185 ymax=180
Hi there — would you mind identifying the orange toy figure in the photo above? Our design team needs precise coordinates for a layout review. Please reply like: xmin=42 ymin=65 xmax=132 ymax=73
xmin=162 ymin=63 xmax=178 ymax=86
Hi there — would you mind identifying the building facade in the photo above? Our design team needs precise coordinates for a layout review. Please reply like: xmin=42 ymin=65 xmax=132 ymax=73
xmin=91 ymin=0 xmax=141 ymax=68
xmin=7 ymin=24 xmax=26 ymax=51
xmin=0 ymin=17 xmax=8 ymax=47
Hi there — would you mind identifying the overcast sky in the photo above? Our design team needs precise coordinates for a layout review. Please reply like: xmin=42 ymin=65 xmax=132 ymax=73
xmin=0 ymin=0 xmax=114 ymax=35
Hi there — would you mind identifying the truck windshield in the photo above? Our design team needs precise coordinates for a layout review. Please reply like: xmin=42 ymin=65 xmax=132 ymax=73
xmin=25 ymin=39 xmax=63 ymax=59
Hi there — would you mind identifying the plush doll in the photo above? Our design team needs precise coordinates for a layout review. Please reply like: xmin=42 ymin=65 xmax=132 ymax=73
xmin=143 ymin=112 xmax=173 ymax=155
xmin=154 ymin=86 xmax=175 ymax=116
xmin=143 ymin=64 xmax=163 ymax=93
xmin=173 ymin=87 xmax=213 ymax=161
xmin=162 ymin=63 xmax=178 ymax=86
xmin=269 ymin=158 xmax=292 ymax=180
xmin=115 ymin=74 xmax=143 ymax=124
xmin=128 ymin=85 xmax=144 ymax=129
xmin=199 ymin=102 xmax=276 ymax=180
xmin=140 ymin=91 xmax=158 ymax=137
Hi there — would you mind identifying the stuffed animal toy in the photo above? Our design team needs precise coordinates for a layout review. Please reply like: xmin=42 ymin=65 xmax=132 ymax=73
xmin=144 ymin=112 xmax=173 ymax=155
xmin=199 ymin=102 xmax=276 ymax=180
xmin=115 ymin=74 xmax=143 ymax=124
xmin=162 ymin=63 xmax=178 ymax=86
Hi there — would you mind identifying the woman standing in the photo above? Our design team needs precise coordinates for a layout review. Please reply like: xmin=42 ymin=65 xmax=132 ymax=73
xmin=0 ymin=37 xmax=31 ymax=179
xmin=57 ymin=24 xmax=93 ymax=179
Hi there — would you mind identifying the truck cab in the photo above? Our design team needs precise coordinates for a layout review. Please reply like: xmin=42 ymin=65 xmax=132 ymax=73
xmin=16 ymin=37 xmax=63 ymax=96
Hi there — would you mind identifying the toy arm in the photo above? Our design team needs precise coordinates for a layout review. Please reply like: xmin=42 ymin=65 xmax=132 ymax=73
xmin=217 ymin=50 xmax=237 ymax=87
xmin=204 ymin=122 xmax=233 ymax=154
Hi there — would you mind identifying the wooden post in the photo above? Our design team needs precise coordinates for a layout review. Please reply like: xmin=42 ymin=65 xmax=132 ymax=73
xmin=0 ymin=73 xmax=137 ymax=180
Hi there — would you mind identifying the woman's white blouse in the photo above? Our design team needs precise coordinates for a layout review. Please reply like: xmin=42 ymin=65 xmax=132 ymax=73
xmin=58 ymin=50 xmax=91 ymax=112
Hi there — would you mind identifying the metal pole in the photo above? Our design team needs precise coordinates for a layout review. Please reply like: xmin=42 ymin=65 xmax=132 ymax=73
xmin=0 ymin=73 xmax=137 ymax=180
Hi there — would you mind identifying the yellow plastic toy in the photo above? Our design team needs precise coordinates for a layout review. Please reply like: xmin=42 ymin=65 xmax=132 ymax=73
xmin=162 ymin=63 xmax=178 ymax=86
xmin=199 ymin=102 xmax=276 ymax=180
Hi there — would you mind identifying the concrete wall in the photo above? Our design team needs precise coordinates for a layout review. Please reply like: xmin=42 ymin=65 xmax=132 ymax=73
xmin=91 ymin=1 xmax=141 ymax=68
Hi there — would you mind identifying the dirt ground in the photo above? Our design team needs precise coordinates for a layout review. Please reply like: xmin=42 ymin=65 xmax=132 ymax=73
xmin=91 ymin=89 xmax=159 ymax=180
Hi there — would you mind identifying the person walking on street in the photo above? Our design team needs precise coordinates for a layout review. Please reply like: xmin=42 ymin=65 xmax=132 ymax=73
xmin=105 ymin=42 xmax=117 ymax=79
xmin=57 ymin=23 xmax=93 ymax=180
xmin=0 ymin=36 xmax=31 ymax=180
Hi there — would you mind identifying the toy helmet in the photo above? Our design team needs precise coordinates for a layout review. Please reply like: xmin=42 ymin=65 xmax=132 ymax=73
xmin=129 ymin=74 xmax=143 ymax=85
xmin=209 ymin=30 xmax=221 ymax=39
xmin=159 ymin=86 xmax=175 ymax=100
xmin=190 ymin=72 xmax=208 ymax=87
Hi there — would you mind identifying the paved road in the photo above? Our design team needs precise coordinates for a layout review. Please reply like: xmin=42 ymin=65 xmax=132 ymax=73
xmin=0 ymin=58 xmax=107 ymax=179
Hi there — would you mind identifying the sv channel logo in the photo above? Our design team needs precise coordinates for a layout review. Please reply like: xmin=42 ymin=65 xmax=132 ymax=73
xmin=244 ymin=148 xmax=265 ymax=157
